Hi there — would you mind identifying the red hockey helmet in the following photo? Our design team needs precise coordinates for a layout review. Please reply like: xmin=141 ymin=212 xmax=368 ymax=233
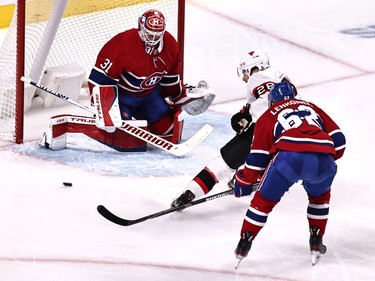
xmin=138 ymin=9 xmax=166 ymax=46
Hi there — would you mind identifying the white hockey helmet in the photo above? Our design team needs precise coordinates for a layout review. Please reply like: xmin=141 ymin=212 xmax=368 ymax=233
xmin=138 ymin=9 xmax=166 ymax=46
xmin=237 ymin=51 xmax=270 ymax=77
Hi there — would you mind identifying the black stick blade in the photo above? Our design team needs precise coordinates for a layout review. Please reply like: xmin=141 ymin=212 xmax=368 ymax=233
xmin=97 ymin=205 xmax=134 ymax=226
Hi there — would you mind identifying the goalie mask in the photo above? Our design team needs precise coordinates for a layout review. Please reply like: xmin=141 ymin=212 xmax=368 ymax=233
xmin=138 ymin=9 xmax=166 ymax=46
xmin=237 ymin=50 xmax=270 ymax=77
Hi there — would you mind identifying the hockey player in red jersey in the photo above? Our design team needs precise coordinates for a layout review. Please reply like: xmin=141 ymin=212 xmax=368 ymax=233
xmin=233 ymin=81 xmax=346 ymax=268
xmin=40 ymin=9 xmax=214 ymax=152
xmin=87 ymin=9 xmax=214 ymax=144
xmin=171 ymin=50 xmax=291 ymax=207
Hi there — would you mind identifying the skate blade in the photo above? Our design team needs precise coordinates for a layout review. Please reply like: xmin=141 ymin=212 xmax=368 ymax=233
xmin=235 ymin=258 xmax=242 ymax=270
xmin=311 ymin=251 xmax=321 ymax=266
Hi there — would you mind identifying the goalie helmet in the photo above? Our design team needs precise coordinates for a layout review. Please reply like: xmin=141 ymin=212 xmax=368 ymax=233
xmin=268 ymin=81 xmax=297 ymax=106
xmin=237 ymin=51 xmax=270 ymax=77
xmin=138 ymin=9 xmax=166 ymax=46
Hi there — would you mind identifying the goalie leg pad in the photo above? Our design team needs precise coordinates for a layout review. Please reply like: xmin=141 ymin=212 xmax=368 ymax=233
xmin=148 ymin=108 xmax=185 ymax=144
xmin=92 ymin=85 xmax=122 ymax=133
xmin=39 ymin=115 xmax=70 ymax=150
xmin=171 ymin=108 xmax=184 ymax=144
xmin=42 ymin=115 xmax=148 ymax=152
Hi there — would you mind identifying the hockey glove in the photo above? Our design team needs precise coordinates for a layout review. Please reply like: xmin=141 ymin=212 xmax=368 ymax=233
xmin=234 ymin=170 xmax=255 ymax=197
xmin=169 ymin=81 xmax=215 ymax=115
xmin=231 ymin=103 xmax=252 ymax=134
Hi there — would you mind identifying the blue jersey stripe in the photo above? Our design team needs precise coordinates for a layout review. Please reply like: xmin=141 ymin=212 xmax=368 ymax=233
xmin=89 ymin=68 xmax=118 ymax=85
xmin=245 ymin=208 xmax=268 ymax=224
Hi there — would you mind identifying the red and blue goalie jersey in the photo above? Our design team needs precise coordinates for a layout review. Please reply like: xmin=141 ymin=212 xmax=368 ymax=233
xmin=87 ymin=28 xmax=184 ymax=99
xmin=244 ymin=98 xmax=346 ymax=181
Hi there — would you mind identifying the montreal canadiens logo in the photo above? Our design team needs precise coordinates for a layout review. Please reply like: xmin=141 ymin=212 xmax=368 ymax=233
xmin=140 ymin=72 xmax=164 ymax=89
xmin=147 ymin=16 xmax=164 ymax=31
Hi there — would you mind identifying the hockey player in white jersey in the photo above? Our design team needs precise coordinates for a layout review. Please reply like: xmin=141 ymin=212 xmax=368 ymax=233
xmin=171 ymin=50 xmax=293 ymax=207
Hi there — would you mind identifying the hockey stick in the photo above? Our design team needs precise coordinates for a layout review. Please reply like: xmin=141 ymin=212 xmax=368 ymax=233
xmin=98 ymin=189 xmax=235 ymax=226
xmin=97 ymin=182 xmax=259 ymax=226
xmin=21 ymin=77 xmax=213 ymax=156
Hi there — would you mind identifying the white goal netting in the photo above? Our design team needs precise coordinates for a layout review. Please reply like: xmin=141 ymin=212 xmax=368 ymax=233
xmin=0 ymin=0 xmax=180 ymax=142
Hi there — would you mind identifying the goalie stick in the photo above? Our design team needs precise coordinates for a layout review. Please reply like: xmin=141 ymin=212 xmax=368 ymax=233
xmin=21 ymin=77 xmax=213 ymax=156
xmin=97 ymin=182 xmax=259 ymax=227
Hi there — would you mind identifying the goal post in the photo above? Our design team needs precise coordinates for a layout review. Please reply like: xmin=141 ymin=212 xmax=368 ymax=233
xmin=15 ymin=0 xmax=25 ymax=144
xmin=0 ymin=0 xmax=185 ymax=144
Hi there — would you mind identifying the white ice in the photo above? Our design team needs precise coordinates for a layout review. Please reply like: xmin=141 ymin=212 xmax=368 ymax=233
xmin=1 ymin=0 xmax=375 ymax=280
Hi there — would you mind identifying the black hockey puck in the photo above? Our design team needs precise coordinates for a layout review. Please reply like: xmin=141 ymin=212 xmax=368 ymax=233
xmin=63 ymin=182 xmax=73 ymax=187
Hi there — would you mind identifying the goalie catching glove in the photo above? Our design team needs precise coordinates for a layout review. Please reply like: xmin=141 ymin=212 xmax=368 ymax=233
xmin=168 ymin=80 xmax=215 ymax=116
xmin=231 ymin=103 xmax=252 ymax=134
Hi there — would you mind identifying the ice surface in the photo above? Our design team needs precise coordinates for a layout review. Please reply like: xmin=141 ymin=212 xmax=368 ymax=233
xmin=1 ymin=0 xmax=375 ymax=280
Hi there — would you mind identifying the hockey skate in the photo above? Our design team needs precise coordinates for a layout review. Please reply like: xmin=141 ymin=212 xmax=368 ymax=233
xmin=39 ymin=132 xmax=50 ymax=148
xmin=309 ymin=226 xmax=327 ymax=266
xmin=234 ymin=232 xmax=253 ymax=269
xmin=170 ymin=190 xmax=195 ymax=210
xmin=227 ymin=173 xmax=236 ymax=189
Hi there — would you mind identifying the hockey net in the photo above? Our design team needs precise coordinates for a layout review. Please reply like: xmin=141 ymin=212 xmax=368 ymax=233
xmin=0 ymin=0 xmax=184 ymax=143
